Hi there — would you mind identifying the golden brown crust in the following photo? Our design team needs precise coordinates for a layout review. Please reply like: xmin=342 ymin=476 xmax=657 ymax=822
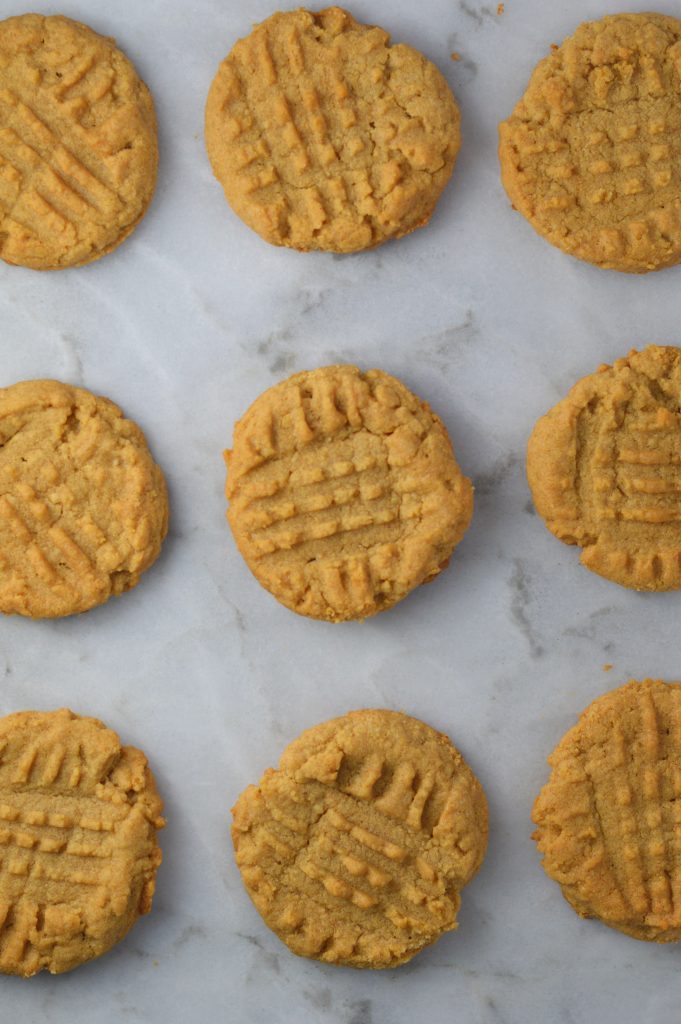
xmin=0 ymin=379 xmax=169 ymax=618
xmin=0 ymin=14 xmax=158 ymax=270
xmin=225 ymin=365 xmax=473 ymax=621
xmin=533 ymin=679 xmax=681 ymax=942
xmin=0 ymin=708 xmax=164 ymax=976
xmin=527 ymin=346 xmax=681 ymax=591
xmin=205 ymin=7 xmax=460 ymax=253
xmin=499 ymin=13 xmax=681 ymax=273
xmin=232 ymin=709 xmax=488 ymax=968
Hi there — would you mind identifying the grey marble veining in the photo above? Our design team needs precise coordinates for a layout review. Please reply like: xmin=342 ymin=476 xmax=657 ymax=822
xmin=2 ymin=0 xmax=681 ymax=1021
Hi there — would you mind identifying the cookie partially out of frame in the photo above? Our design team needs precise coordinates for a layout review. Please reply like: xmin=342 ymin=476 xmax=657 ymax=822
xmin=0 ymin=14 xmax=158 ymax=270
xmin=205 ymin=6 xmax=460 ymax=253
xmin=225 ymin=365 xmax=473 ymax=621
xmin=499 ymin=13 xmax=681 ymax=273
xmin=0 ymin=379 xmax=169 ymax=618
xmin=527 ymin=346 xmax=681 ymax=591
xmin=0 ymin=708 xmax=164 ymax=976
xmin=533 ymin=679 xmax=681 ymax=941
xmin=232 ymin=709 xmax=488 ymax=968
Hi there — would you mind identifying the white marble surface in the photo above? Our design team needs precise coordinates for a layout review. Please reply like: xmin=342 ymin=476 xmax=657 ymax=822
xmin=3 ymin=0 xmax=681 ymax=1020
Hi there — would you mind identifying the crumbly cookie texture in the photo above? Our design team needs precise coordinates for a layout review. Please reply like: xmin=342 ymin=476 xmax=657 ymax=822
xmin=205 ymin=6 xmax=460 ymax=253
xmin=527 ymin=346 xmax=681 ymax=592
xmin=0 ymin=14 xmax=158 ymax=270
xmin=0 ymin=379 xmax=169 ymax=618
xmin=533 ymin=679 xmax=681 ymax=941
xmin=0 ymin=708 xmax=164 ymax=976
xmin=225 ymin=365 xmax=473 ymax=621
xmin=499 ymin=13 xmax=681 ymax=273
xmin=232 ymin=709 xmax=488 ymax=968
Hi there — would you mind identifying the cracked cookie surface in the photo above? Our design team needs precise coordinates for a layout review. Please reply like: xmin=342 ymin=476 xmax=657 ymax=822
xmin=0 ymin=14 xmax=158 ymax=270
xmin=499 ymin=13 xmax=681 ymax=273
xmin=205 ymin=6 xmax=460 ymax=252
xmin=533 ymin=679 xmax=681 ymax=941
xmin=0 ymin=708 xmax=164 ymax=976
xmin=232 ymin=709 xmax=488 ymax=968
xmin=0 ymin=379 xmax=169 ymax=618
xmin=225 ymin=365 xmax=473 ymax=621
xmin=527 ymin=346 xmax=681 ymax=591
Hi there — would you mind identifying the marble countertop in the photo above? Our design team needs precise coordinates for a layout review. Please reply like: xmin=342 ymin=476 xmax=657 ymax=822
xmin=3 ymin=0 xmax=681 ymax=1021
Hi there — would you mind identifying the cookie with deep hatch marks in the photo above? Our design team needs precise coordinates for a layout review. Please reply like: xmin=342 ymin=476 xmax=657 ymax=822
xmin=0 ymin=708 xmax=165 ymax=976
xmin=225 ymin=365 xmax=473 ymax=621
xmin=0 ymin=379 xmax=169 ymax=618
xmin=0 ymin=14 xmax=158 ymax=270
xmin=527 ymin=346 xmax=681 ymax=591
xmin=499 ymin=13 xmax=681 ymax=273
xmin=205 ymin=6 xmax=460 ymax=252
xmin=533 ymin=679 xmax=681 ymax=941
xmin=232 ymin=709 xmax=488 ymax=968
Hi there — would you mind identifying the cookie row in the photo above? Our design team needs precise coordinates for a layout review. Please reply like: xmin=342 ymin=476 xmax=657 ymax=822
xmin=1 ymin=681 xmax=676 ymax=977
xmin=1 ymin=349 xmax=677 ymax=621
xmin=3 ymin=10 xmax=681 ymax=272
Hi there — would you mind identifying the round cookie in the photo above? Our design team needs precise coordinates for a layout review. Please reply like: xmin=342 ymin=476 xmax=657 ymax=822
xmin=232 ymin=709 xmax=488 ymax=968
xmin=0 ymin=379 xmax=169 ymax=618
xmin=527 ymin=346 xmax=681 ymax=592
xmin=499 ymin=13 xmax=681 ymax=273
xmin=205 ymin=7 xmax=460 ymax=253
xmin=225 ymin=365 xmax=473 ymax=621
xmin=533 ymin=679 xmax=681 ymax=942
xmin=0 ymin=708 xmax=164 ymax=976
xmin=0 ymin=14 xmax=158 ymax=270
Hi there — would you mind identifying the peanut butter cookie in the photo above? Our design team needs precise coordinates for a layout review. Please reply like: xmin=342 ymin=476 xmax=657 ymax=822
xmin=225 ymin=365 xmax=473 ymax=621
xmin=527 ymin=346 xmax=681 ymax=591
xmin=0 ymin=379 xmax=169 ymax=618
xmin=0 ymin=708 xmax=164 ymax=975
xmin=232 ymin=709 xmax=488 ymax=968
xmin=205 ymin=7 xmax=460 ymax=252
xmin=533 ymin=679 xmax=681 ymax=941
xmin=0 ymin=14 xmax=158 ymax=270
xmin=499 ymin=13 xmax=681 ymax=273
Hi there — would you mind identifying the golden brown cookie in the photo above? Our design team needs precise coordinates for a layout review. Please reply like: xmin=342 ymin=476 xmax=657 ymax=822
xmin=527 ymin=345 xmax=681 ymax=591
xmin=0 ymin=14 xmax=158 ymax=270
xmin=499 ymin=13 xmax=681 ymax=273
xmin=225 ymin=365 xmax=473 ymax=621
xmin=533 ymin=679 xmax=681 ymax=941
xmin=232 ymin=709 xmax=488 ymax=968
xmin=205 ymin=7 xmax=460 ymax=253
xmin=0 ymin=379 xmax=169 ymax=618
xmin=0 ymin=708 xmax=164 ymax=975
